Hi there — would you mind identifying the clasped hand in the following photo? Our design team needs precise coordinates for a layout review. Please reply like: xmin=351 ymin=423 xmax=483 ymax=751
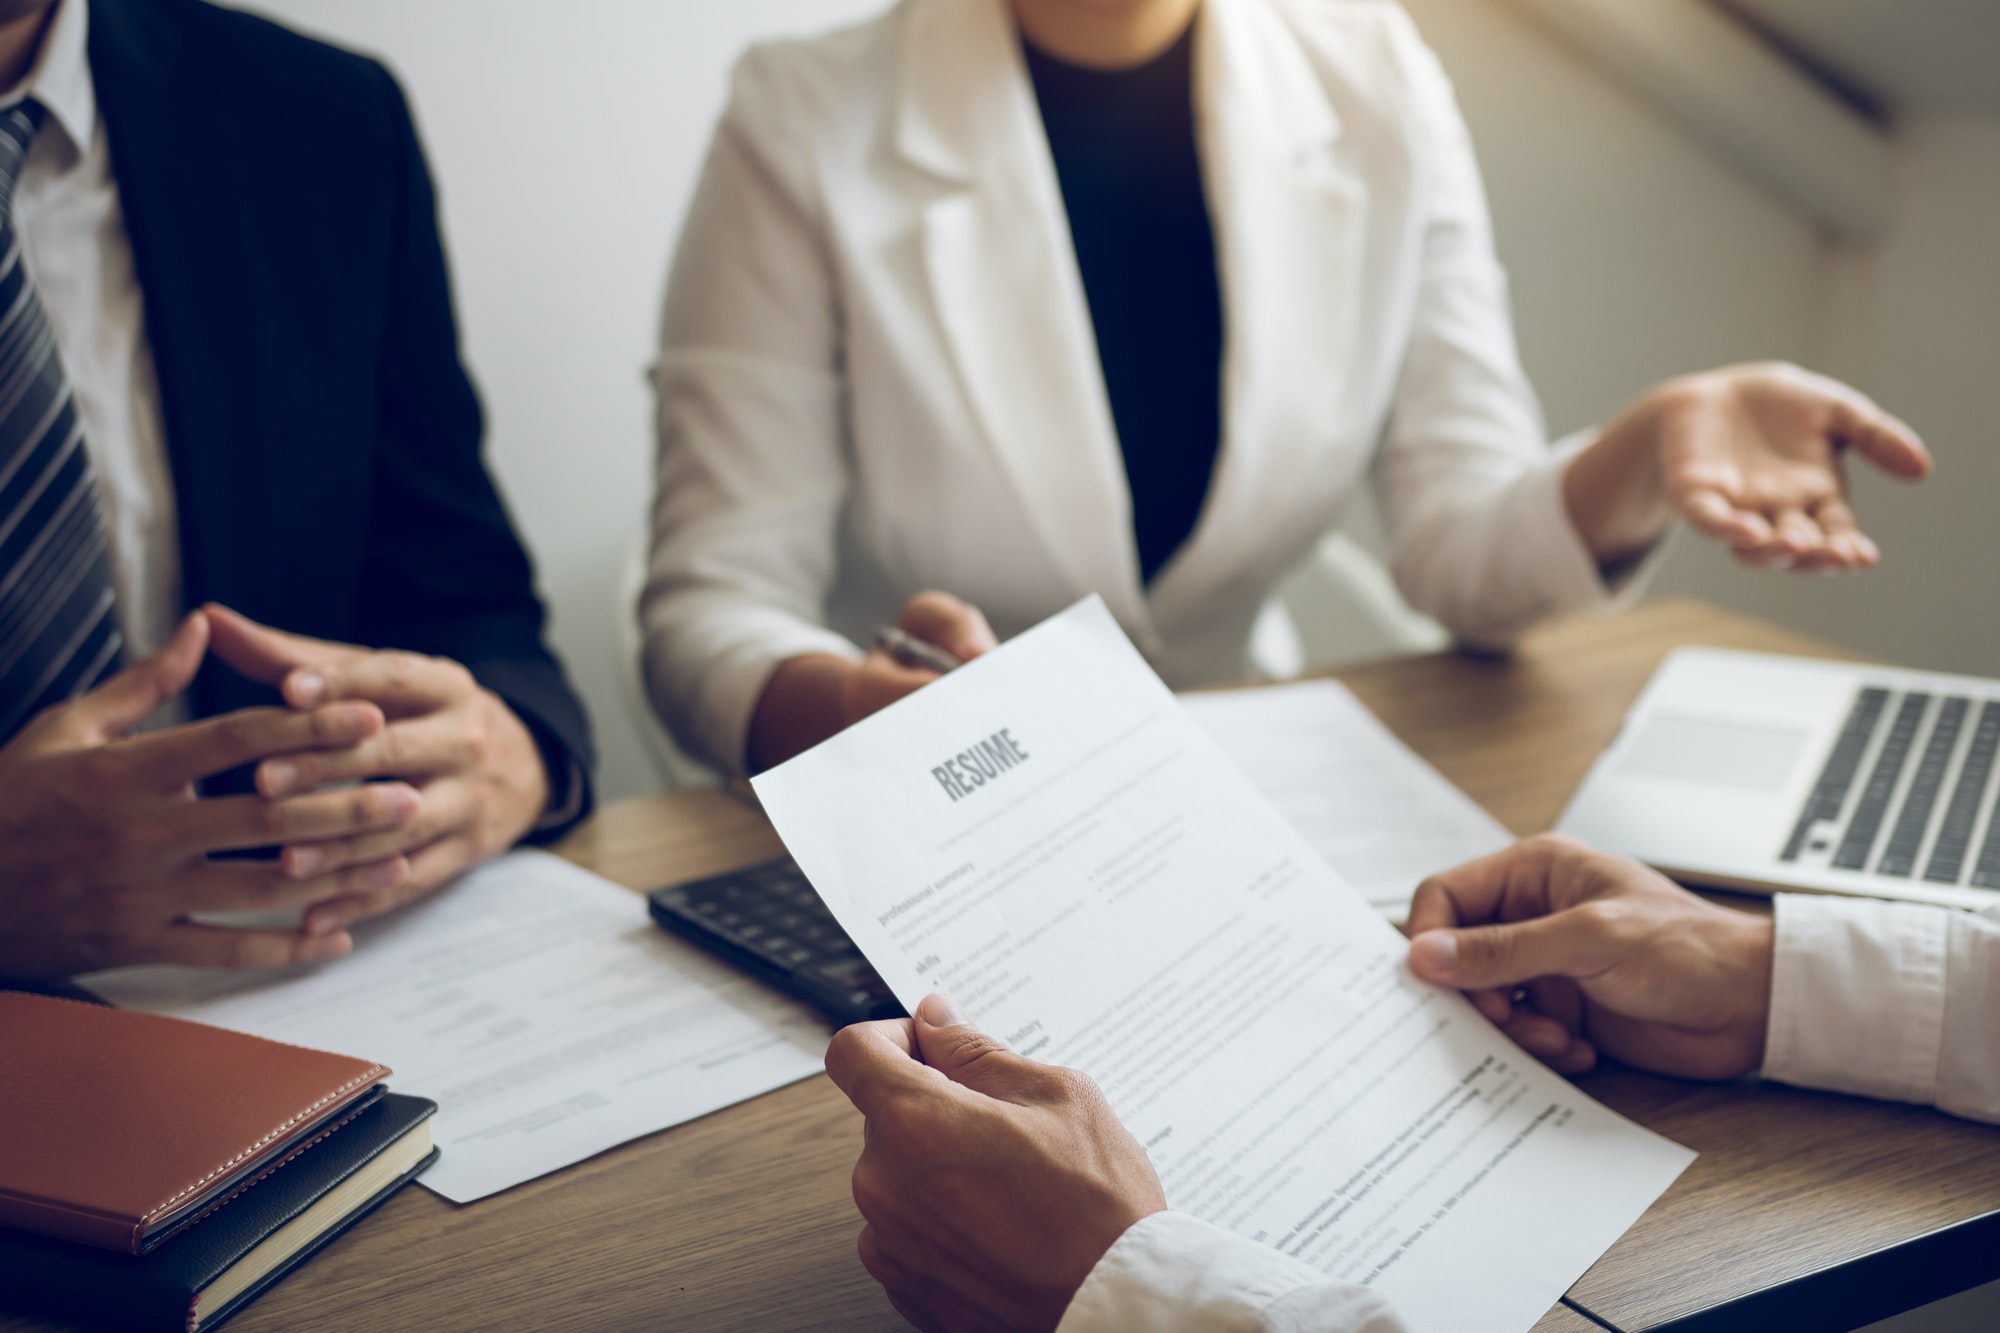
xmin=0 ymin=605 xmax=549 ymax=976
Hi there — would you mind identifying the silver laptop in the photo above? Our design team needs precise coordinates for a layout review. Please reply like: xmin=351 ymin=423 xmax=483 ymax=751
xmin=1558 ymin=648 xmax=2000 ymax=910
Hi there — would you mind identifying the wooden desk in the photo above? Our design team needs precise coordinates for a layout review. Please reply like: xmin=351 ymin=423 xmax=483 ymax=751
xmin=10 ymin=600 xmax=1997 ymax=1333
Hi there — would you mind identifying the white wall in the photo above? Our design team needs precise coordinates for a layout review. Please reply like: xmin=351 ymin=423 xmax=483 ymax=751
xmin=235 ymin=0 xmax=1984 ymax=803
xmin=1399 ymin=0 xmax=1826 ymax=439
xmin=1289 ymin=0 xmax=1830 ymax=669
xmin=1296 ymin=0 xmax=1829 ymax=663
xmin=1407 ymin=0 xmax=2000 ymax=682
xmin=1648 ymin=116 xmax=2000 ymax=680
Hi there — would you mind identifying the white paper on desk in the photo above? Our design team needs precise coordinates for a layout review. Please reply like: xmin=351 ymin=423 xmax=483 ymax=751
xmin=84 ymin=851 xmax=828 ymax=1203
xmin=1181 ymin=681 xmax=1513 ymax=915
xmin=752 ymin=598 xmax=1692 ymax=1333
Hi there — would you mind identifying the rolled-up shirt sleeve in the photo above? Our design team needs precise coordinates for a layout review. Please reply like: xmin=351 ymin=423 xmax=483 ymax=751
xmin=1763 ymin=895 xmax=2000 ymax=1124
xmin=1058 ymin=1211 xmax=1408 ymax=1333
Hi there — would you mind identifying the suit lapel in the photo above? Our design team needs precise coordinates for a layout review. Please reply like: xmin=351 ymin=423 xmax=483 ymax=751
xmin=1149 ymin=0 xmax=1371 ymax=628
xmin=897 ymin=0 xmax=1151 ymax=636
xmin=87 ymin=0 xmax=277 ymax=624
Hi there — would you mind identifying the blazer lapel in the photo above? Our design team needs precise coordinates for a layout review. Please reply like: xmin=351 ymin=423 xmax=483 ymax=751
xmin=1150 ymin=0 xmax=1372 ymax=628
xmin=88 ymin=0 xmax=278 ymax=624
xmin=896 ymin=0 xmax=1152 ymax=638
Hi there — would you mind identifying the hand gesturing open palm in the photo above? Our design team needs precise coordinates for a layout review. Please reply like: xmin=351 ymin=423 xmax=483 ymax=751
xmin=1662 ymin=363 xmax=1931 ymax=572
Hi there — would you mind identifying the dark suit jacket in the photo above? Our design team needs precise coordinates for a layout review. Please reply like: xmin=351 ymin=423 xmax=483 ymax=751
xmin=86 ymin=0 xmax=594 ymax=833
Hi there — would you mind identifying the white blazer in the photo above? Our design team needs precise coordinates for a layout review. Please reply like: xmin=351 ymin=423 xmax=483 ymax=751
xmin=643 ymin=0 xmax=1619 ymax=775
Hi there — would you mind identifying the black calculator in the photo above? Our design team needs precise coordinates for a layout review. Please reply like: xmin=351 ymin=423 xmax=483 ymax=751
xmin=647 ymin=857 xmax=905 ymax=1027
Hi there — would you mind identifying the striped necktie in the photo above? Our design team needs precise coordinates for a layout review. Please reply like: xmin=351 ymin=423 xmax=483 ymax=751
xmin=0 ymin=100 xmax=122 ymax=745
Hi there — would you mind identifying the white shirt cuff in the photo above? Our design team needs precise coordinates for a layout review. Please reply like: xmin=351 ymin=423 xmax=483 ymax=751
xmin=1522 ymin=428 xmax=1668 ymax=613
xmin=654 ymin=616 xmax=864 ymax=779
xmin=1058 ymin=1211 xmax=1399 ymax=1333
xmin=1762 ymin=894 xmax=1949 ymax=1105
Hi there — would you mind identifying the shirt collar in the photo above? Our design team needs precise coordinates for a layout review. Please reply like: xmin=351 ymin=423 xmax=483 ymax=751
xmin=0 ymin=0 xmax=95 ymax=158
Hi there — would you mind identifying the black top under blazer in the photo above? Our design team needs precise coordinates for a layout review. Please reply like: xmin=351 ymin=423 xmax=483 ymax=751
xmin=85 ymin=0 xmax=594 ymax=830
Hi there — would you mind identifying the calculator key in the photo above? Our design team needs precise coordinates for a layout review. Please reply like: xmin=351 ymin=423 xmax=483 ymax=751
xmin=648 ymin=857 xmax=907 ymax=1026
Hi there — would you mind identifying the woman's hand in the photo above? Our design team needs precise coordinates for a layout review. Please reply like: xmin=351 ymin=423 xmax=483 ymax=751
xmin=747 ymin=592 xmax=998 ymax=772
xmin=1564 ymin=362 xmax=1932 ymax=574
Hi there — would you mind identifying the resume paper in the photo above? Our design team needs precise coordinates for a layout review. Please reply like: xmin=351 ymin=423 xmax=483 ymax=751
xmin=753 ymin=598 xmax=1692 ymax=1333
xmin=85 ymin=852 xmax=828 ymax=1202
xmin=1182 ymin=680 xmax=1514 ymax=915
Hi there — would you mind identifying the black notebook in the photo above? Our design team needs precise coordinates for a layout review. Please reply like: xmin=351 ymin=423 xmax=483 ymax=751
xmin=0 ymin=1091 xmax=438 ymax=1333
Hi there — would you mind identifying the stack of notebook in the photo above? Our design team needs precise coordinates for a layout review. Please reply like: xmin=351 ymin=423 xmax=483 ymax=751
xmin=0 ymin=991 xmax=438 ymax=1332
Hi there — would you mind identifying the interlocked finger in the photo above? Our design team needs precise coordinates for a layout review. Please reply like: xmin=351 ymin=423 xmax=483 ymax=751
xmin=299 ymin=832 xmax=477 ymax=936
xmin=280 ymin=776 xmax=471 ymax=878
xmin=259 ymin=713 xmax=465 ymax=796
xmin=281 ymin=821 xmax=426 ymax=880
xmin=178 ymin=782 xmax=420 ymax=856
xmin=128 ymin=702 xmax=385 ymax=788
xmin=149 ymin=921 xmax=355 ymax=970
xmin=177 ymin=853 xmax=413 ymax=913
xmin=292 ymin=650 xmax=474 ymax=717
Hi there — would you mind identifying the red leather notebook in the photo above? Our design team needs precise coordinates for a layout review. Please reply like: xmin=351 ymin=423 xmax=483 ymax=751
xmin=0 ymin=992 xmax=389 ymax=1255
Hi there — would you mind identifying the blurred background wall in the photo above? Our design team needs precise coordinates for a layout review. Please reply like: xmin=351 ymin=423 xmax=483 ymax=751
xmin=230 ymin=0 xmax=2000 ymax=802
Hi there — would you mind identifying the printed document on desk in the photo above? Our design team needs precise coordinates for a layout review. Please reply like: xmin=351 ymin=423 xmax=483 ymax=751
xmin=753 ymin=598 xmax=1692 ymax=1333
xmin=85 ymin=851 xmax=828 ymax=1203
xmin=1182 ymin=681 xmax=1513 ymax=915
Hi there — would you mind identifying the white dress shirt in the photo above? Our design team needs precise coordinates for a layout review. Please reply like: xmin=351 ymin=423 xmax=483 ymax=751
xmin=643 ymin=0 xmax=1643 ymax=777
xmin=7 ymin=0 xmax=180 ymax=667
xmin=1058 ymin=894 xmax=2000 ymax=1332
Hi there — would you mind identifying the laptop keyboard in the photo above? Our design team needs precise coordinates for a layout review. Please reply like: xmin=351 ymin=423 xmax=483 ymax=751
xmin=1781 ymin=687 xmax=2000 ymax=888
xmin=1830 ymin=691 xmax=1928 ymax=871
xmin=1779 ymin=688 xmax=1887 ymax=863
xmin=1926 ymin=704 xmax=2000 ymax=884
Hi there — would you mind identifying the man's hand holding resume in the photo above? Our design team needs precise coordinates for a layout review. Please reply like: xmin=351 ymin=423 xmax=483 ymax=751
xmin=752 ymin=598 xmax=1693 ymax=1333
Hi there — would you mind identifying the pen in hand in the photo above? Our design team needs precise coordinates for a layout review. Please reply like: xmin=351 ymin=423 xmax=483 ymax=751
xmin=874 ymin=625 xmax=964 ymax=676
